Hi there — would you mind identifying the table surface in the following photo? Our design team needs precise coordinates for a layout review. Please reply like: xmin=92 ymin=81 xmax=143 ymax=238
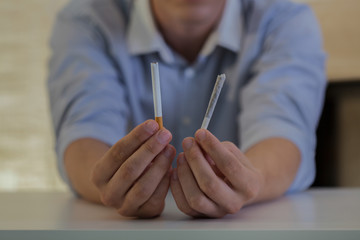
xmin=0 ymin=188 xmax=360 ymax=239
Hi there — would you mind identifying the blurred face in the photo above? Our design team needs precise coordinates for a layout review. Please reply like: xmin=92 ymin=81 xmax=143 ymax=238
xmin=151 ymin=0 xmax=226 ymax=25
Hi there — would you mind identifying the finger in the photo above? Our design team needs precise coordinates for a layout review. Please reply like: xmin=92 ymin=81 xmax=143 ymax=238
xmin=170 ymin=165 xmax=203 ymax=217
xmin=221 ymin=141 xmax=253 ymax=169
xmin=106 ymin=128 xmax=172 ymax=200
xmin=194 ymin=129 xmax=244 ymax=186
xmin=177 ymin=153 xmax=226 ymax=218
xmin=203 ymin=152 xmax=224 ymax=179
xmin=93 ymin=120 xmax=159 ymax=185
xmin=221 ymin=141 xmax=239 ymax=157
xmin=183 ymin=138 xmax=240 ymax=215
xmin=120 ymin=145 xmax=175 ymax=214
xmin=137 ymin=169 xmax=172 ymax=218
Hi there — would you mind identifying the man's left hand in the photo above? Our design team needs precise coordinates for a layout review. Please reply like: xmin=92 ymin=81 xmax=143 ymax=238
xmin=170 ymin=129 xmax=264 ymax=218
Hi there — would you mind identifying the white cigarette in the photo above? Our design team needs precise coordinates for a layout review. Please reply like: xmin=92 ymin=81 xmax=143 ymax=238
xmin=151 ymin=62 xmax=163 ymax=128
xmin=201 ymin=74 xmax=226 ymax=129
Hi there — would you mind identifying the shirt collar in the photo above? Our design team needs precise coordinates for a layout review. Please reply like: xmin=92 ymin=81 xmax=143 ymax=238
xmin=204 ymin=0 xmax=242 ymax=55
xmin=126 ymin=0 xmax=174 ymax=62
xmin=127 ymin=0 xmax=242 ymax=63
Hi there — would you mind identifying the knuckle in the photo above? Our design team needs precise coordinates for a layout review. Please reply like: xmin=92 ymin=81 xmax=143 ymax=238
xmin=151 ymin=201 xmax=165 ymax=214
xmin=117 ymin=207 xmax=134 ymax=217
xmin=133 ymin=185 xmax=153 ymax=200
xmin=224 ymin=202 xmax=242 ymax=214
xmin=244 ymin=182 xmax=260 ymax=200
xmin=139 ymin=200 xmax=165 ymax=218
xmin=222 ymin=141 xmax=236 ymax=149
xmin=100 ymin=191 xmax=118 ymax=208
xmin=133 ymin=129 xmax=146 ymax=145
xmin=119 ymin=164 xmax=138 ymax=181
xmin=223 ymin=159 xmax=240 ymax=175
xmin=188 ymin=195 xmax=207 ymax=211
xmin=240 ymin=173 xmax=261 ymax=201
xmin=200 ymin=178 xmax=218 ymax=196
xmin=143 ymin=141 xmax=159 ymax=156
xmin=110 ymin=148 xmax=126 ymax=162
xmin=205 ymin=137 xmax=218 ymax=150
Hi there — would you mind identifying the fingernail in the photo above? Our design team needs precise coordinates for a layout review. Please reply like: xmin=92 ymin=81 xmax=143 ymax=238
xmin=182 ymin=138 xmax=193 ymax=151
xmin=164 ymin=146 xmax=173 ymax=158
xmin=145 ymin=120 xmax=158 ymax=134
xmin=157 ymin=129 xmax=171 ymax=144
xmin=172 ymin=169 xmax=178 ymax=181
xmin=195 ymin=129 xmax=206 ymax=141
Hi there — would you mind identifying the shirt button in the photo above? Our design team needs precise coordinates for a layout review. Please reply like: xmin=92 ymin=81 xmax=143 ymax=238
xmin=182 ymin=116 xmax=191 ymax=126
xmin=184 ymin=68 xmax=195 ymax=80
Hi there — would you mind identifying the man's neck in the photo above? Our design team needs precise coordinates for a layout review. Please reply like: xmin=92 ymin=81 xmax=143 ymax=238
xmin=151 ymin=1 xmax=225 ymax=63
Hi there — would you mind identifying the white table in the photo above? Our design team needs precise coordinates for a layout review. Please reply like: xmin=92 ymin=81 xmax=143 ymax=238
xmin=1 ymin=189 xmax=360 ymax=239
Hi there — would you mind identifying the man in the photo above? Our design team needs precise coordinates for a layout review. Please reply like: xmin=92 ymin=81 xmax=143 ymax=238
xmin=48 ymin=0 xmax=326 ymax=218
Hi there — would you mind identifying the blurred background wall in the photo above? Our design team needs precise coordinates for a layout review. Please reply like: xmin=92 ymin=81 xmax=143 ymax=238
xmin=0 ymin=0 xmax=359 ymax=191
xmin=0 ymin=0 xmax=68 ymax=191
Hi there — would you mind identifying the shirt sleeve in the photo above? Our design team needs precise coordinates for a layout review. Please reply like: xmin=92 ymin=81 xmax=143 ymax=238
xmin=47 ymin=8 xmax=130 ymax=188
xmin=239 ymin=4 xmax=327 ymax=192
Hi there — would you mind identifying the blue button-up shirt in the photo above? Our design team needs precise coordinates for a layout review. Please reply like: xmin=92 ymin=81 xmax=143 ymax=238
xmin=48 ymin=0 xmax=327 ymax=192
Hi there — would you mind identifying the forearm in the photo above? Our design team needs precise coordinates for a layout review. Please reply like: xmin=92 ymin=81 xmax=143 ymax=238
xmin=244 ymin=137 xmax=301 ymax=204
xmin=64 ymin=138 xmax=110 ymax=204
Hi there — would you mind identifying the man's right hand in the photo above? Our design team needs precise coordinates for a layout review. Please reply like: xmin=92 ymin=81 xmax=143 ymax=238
xmin=91 ymin=120 xmax=175 ymax=218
